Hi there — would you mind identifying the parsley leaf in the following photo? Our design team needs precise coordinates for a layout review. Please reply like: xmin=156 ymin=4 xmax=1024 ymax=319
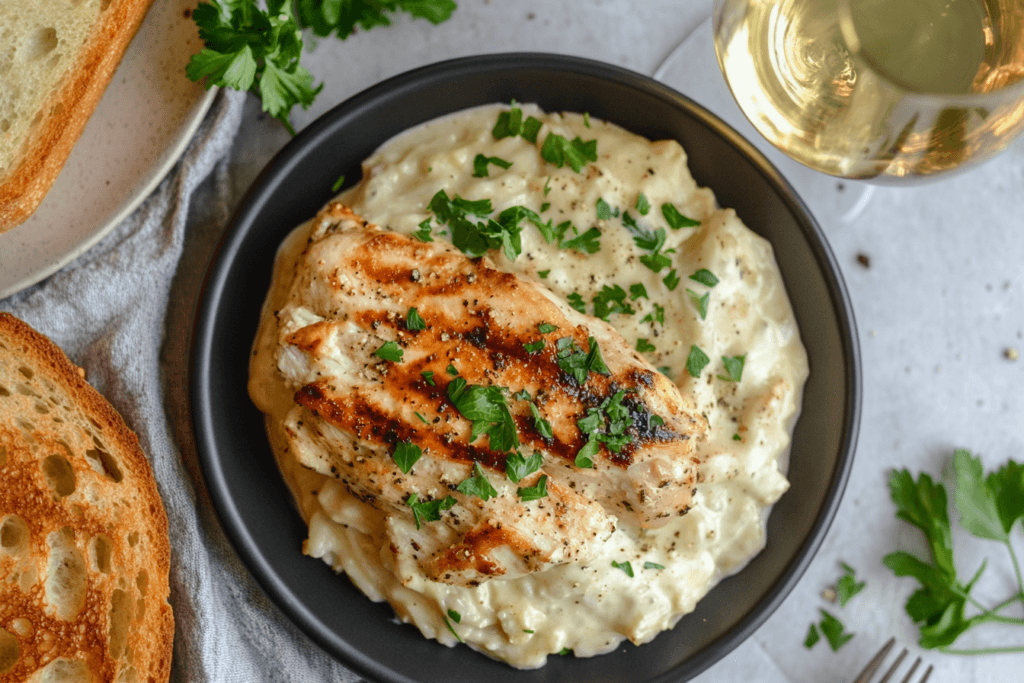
xmin=505 ymin=451 xmax=543 ymax=483
xmin=298 ymin=0 xmax=457 ymax=40
xmin=374 ymin=341 xmax=403 ymax=362
xmin=421 ymin=370 xmax=435 ymax=386
xmin=560 ymin=227 xmax=602 ymax=254
xmin=661 ymin=203 xmax=701 ymax=229
xmin=457 ymin=462 xmax=498 ymax=500
xmin=629 ymin=283 xmax=648 ymax=300
xmin=521 ymin=115 xmax=543 ymax=143
xmin=575 ymin=438 xmax=599 ymax=468
xmin=447 ymin=608 xmax=461 ymax=623
xmin=537 ymin=269 xmax=550 ymax=279
xmin=592 ymin=285 xmax=636 ymax=321
xmin=567 ymin=292 xmax=587 ymax=314
xmin=392 ymin=440 xmax=422 ymax=473
xmin=644 ymin=561 xmax=665 ymax=570
xmin=473 ymin=154 xmax=512 ymax=177
xmin=642 ymin=303 xmax=665 ymax=326
xmin=447 ymin=379 xmax=519 ymax=452
xmin=837 ymin=563 xmax=866 ymax=607
xmin=429 ymin=191 xmax=531 ymax=261
xmin=635 ymin=193 xmax=650 ymax=215
xmin=555 ymin=336 xmax=611 ymax=384
xmin=636 ymin=339 xmax=656 ymax=353
xmin=406 ymin=493 xmax=457 ymax=529
xmin=804 ymin=623 xmax=820 ymax=649
xmin=689 ymin=268 xmax=719 ymax=287
xmin=524 ymin=339 xmax=545 ymax=354
xmin=406 ymin=307 xmax=426 ymax=331
xmin=611 ymin=560 xmax=634 ymax=577
xmin=717 ymin=355 xmax=746 ymax=382
xmin=446 ymin=363 xmax=459 ymax=376
xmin=443 ymin=613 xmax=463 ymax=642
xmin=954 ymin=448 xmax=1012 ymax=542
xmin=595 ymin=198 xmax=619 ymax=220
xmin=331 ymin=174 xmax=346 ymax=192
xmin=528 ymin=403 xmax=553 ymax=439
xmin=818 ymin=610 xmax=854 ymax=651
xmin=518 ymin=474 xmax=549 ymax=501
xmin=414 ymin=219 xmax=434 ymax=242
xmin=538 ymin=323 xmax=558 ymax=334
xmin=662 ymin=269 xmax=681 ymax=291
xmin=687 ymin=288 xmax=710 ymax=319
xmin=686 ymin=345 xmax=709 ymax=377
xmin=623 ymin=212 xmax=673 ymax=274
xmin=540 ymin=133 xmax=598 ymax=172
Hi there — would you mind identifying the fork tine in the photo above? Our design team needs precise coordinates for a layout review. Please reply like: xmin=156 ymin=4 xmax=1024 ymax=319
xmin=851 ymin=638 xmax=897 ymax=683
xmin=877 ymin=648 xmax=908 ymax=683
xmin=897 ymin=657 xmax=921 ymax=683
xmin=918 ymin=664 xmax=934 ymax=683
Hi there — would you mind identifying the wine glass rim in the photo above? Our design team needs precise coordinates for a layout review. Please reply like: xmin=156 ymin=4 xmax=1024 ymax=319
xmin=836 ymin=0 xmax=1024 ymax=104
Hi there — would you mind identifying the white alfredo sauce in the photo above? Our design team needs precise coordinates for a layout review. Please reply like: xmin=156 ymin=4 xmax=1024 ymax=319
xmin=249 ymin=104 xmax=808 ymax=669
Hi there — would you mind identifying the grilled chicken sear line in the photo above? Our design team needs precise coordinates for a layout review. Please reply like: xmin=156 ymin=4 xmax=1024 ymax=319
xmin=273 ymin=203 xmax=707 ymax=587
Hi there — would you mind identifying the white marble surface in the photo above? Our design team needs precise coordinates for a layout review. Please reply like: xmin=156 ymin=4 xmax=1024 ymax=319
xmin=222 ymin=1 xmax=1024 ymax=681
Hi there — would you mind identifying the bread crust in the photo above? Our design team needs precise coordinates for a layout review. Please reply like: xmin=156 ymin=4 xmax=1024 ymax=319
xmin=0 ymin=0 xmax=157 ymax=233
xmin=0 ymin=312 xmax=173 ymax=682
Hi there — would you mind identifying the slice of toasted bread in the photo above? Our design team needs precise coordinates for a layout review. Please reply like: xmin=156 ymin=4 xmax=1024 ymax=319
xmin=0 ymin=0 xmax=155 ymax=233
xmin=0 ymin=313 xmax=173 ymax=682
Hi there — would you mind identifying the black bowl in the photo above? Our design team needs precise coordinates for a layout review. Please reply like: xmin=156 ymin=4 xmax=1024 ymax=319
xmin=191 ymin=53 xmax=860 ymax=683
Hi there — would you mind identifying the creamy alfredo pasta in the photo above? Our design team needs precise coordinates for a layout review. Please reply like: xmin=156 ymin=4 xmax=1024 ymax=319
xmin=248 ymin=103 xmax=808 ymax=668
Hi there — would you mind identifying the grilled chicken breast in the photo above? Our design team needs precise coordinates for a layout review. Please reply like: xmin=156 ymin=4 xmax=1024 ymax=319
xmin=270 ymin=203 xmax=707 ymax=586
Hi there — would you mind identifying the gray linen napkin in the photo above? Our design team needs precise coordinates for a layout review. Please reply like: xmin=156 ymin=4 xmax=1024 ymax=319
xmin=1 ymin=90 xmax=363 ymax=683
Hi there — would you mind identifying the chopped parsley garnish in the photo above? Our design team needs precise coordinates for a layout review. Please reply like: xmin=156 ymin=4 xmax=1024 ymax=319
xmin=718 ymin=355 xmax=746 ymax=382
xmin=576 ymin=390 xmax=635 ymax=455
xmin=331 ymin=174 xmax=345 ymax=192
xmin=429 ymin=190 xmax=539 ymax=261
xmin=414 ymin=412 xmax=428 ymax=424
xmin=538 ymin=322 xmax=558 ymax=334
xmin=642 ymin=303 xmax=665 ymax=326
xmin=658 ymin=366 xmax=672 ymax=377
xmin=583 ymin=111 xmax=591 ymax=128
xmin=446 ymin=363 xmax=459 ymax=376
xmin=447 ymin=378 xmax=519 ymax=452
xmin=592 ymin=284 xmax=635 ymax=321
xmin=612 ymin=560 xmax=634 ymax=577
xmin=649 ymin=415 xmax=664 ymax=428
xmin=686 ymin=345 xmax=710 ymax=377
xmin=567 ymin=292 xmax=587 ymax=314
xmin=540 ymin=133 xmax=598 ymax=172
xmin=413 ymin=219 xmax=433 ymax=242
xmin=406 ymin=307 xmax=426 ymax=330
xmin=537 ymin=269 xmax=550 ymax=279
xmin=543 ymin=176 xmax=552 ymax=196
xmin=629 ymin=283 xmax=648 ymax=300
xmin=636 ymin=338 xmax=656 ymax=353
xmin=517 ymin=474 xmax=549 ymax=501
xmin=505 ymin=451 xmax=543 ymax=483
xmin=662 ymin=203 xmax=701 ymax=229
xmin=512 ymin=389 xmax=531 ymax=401
xmin=689 ymin=268 xmax=719 ymax=287
xmin=732 ymin=433 xmax=742 ymax=441
xmin=444 ymin=614 xmax=463 ymax=643
xmin=472 ymin=153 xmax=513 ymax=177
xmin=575 ymin=438 xmax=599 ymax=468
xmin=635 ymin=193 xmax=650 ymax=215
xmin=623 ymin=212 xmax=673 ymax=273
xmin=528 ymin=402 xmax=553 ymax=439
xmin=392 ymin=440 xmax=422 ymax=474
xmin=644 ymin=561 xmax=665 ymax=570
xmin=837 ymin=563 xmax=866 ymax=607
xmin=804 ymin=624 xmax=821 ymax=649
xmin=421 ymin=370 xmax=436 ymax=386
xmin=523 ymin=629 xmax=535 ymax=634
xmin=560 ymin=226 xmax=602 ymax=253
xmin=559 ymin=648 xmax=573 ymax=656
xmin=447 ymin=609 xmax=461 ymax=623
xmin=555 ymin=336 xmax=611 ymax=384
xmin=524 ymin=339 xmax=545 ymax=354
xmin=818 ymin=610 xmax=854 ymax=651
xmin=374 ymin=341 xmax=403 ymax=362
xmin=406 ymin=493 xmax=456 ymax=529
xmin=595 ymin=197 xmax=619 ymax=220
xmin=687 ymin=289 xmax=710 ymax=320
xmin=457 ymin=462 xmax=498 ymax=500
xmin=492 ymin=105 xmax=523 ymax=139
xmin=540 ymin=202 xmax=550 ymax=212
xmin=662 ymin=269 xmax=681 ymax=291
xmin=520 ymin=116 xmax=542 ymax=143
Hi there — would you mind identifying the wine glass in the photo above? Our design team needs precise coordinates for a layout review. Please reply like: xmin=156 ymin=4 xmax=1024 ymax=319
xmin=656 ymin=0 xmax=1024 ymax=227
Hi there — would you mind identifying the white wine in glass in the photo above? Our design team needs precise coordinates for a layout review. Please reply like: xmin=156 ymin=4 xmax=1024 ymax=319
xmin=714 ymin=0 xmax=1024 ymax=181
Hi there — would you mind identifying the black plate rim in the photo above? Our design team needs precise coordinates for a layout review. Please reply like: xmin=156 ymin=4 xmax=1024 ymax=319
xmin=190 ymin=52 xmax=861 ymax=683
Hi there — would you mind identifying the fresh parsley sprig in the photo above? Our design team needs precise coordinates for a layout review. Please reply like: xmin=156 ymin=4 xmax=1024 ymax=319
xmin=188 ymin=0 xmax=457 ymax=133
xmin=885 ymin=450 xmax=1024 ymax=653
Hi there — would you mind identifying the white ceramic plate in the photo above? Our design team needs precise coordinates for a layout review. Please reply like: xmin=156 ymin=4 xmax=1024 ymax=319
xmin=0 ymin=0 xmax=217 ymax=299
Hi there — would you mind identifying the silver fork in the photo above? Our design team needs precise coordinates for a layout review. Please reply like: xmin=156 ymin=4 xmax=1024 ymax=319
xmin=851 ymin=638 xmax=933 ymax=683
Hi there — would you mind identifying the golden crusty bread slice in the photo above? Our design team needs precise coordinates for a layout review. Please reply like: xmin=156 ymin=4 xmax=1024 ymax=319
xmin=0 ymin=0 xmax=156 ymax=233
xmin=0 ymin=313 xmax=173 ymax=682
